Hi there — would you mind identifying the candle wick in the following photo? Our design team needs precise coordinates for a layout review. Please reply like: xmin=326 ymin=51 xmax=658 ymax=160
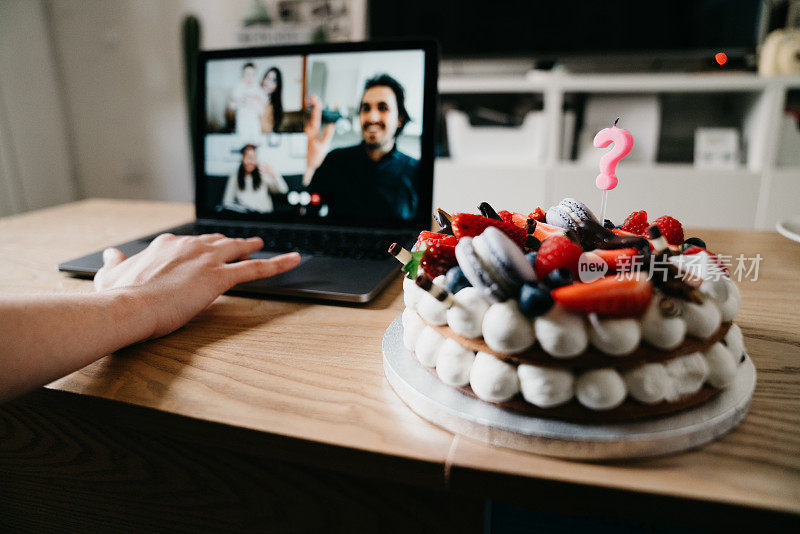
xmin=614 ymin=117 xmax=619 ymax=127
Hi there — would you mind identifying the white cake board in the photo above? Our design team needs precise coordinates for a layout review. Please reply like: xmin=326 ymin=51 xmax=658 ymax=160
xmin=382 ymin=316 xmax=756 ymax=460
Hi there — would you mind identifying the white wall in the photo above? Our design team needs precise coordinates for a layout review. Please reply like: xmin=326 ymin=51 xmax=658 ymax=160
xmin=47 ymin=0 xmax=201 ymax=202
xmin=45 ymin=0 xmax=366 ymax=204
xmin=0 ymin=0 xmax=76 ymax=216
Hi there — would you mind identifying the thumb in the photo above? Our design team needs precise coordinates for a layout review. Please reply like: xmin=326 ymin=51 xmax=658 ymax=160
xmin=102 ymin=247 xmax=127 ymax=269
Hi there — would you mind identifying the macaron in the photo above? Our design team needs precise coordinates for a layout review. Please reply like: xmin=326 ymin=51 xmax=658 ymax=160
xmin=456 ymin=227 xmax=536 ymax=302
xmin=456 ymin=237 xmax=505 ymax=302
xmin=475 ymin=227 xmax=536 ymax=287
xmin=546 ymin=198 xmax=599 ymax=231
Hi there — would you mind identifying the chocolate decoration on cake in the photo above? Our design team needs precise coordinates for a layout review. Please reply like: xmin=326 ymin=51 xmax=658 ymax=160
xmin=388 ymin=242 xmax=413 ymax=265
xmin=434 ymin=208 xmax=453 ymax=235
xmin=574 ymin=219 xmax=650 ymax=258
xmin=478 ymin=202 xmax=502 ymax=221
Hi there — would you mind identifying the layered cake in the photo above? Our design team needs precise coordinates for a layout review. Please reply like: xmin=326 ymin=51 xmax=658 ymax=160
xmin=390 ymin=199 xmax=747 ymax=421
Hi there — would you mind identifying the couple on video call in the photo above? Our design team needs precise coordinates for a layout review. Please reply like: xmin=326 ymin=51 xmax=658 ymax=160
xmin=224 ymin=73 xmax=420 ymax=220
xmin=229 ymin=62 xmax=284 ymax=138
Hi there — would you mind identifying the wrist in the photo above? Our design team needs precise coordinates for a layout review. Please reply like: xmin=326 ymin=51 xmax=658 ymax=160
xmin=104 ymin=287 xmax=160 ymax=344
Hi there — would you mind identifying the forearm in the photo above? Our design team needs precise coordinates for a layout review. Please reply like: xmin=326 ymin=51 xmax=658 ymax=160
xmin=0 ymin=289 xmax=154 ymax=402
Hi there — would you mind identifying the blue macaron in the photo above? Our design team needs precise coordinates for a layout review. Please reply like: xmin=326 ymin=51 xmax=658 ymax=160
xmin=546 ymin=197 xmax=599 ymax=231
xmin=455 ymin=237 xmax=503 ymax=301
xmin=456 ymin=227 xmax=536 ymax=302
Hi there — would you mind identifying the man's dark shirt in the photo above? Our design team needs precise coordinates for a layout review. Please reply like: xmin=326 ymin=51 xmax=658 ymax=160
xmin=307 ymin=142 xmax=419 ymax=219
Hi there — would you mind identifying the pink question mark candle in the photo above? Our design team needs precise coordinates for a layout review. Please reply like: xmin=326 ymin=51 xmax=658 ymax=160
xmin=593 ymin=118 xmax=633 ymax=221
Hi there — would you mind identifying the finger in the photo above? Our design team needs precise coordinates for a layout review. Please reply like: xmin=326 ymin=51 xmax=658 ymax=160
xmin=310 ymin=96 xmax=322 ymax=129
xmin=322 ymin=123 xmax=335 ymax=144
xmin=224 ymin=252 xmax=301 ymax=285
xmin=102 ymin=247 xmax=127 ymax=269
xmin=212 ymin=236 xmax=264 ymax=262
xmin=198 ymin=233 xmax=226 ymax=243
xmin=152 ymin=233 xmax=175 ymax=244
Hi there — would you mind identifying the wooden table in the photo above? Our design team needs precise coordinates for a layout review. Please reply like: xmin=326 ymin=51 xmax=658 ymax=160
xmin=1 ymin=199 xmax=799 ymax=532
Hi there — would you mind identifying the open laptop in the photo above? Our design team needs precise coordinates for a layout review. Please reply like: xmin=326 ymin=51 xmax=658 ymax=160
xmin=59 ymin=40 xmax=438 ymax=303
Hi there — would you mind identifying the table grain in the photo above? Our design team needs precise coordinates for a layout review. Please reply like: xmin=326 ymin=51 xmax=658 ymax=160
xmin=1 ymin=199 xmax=798 ymax=530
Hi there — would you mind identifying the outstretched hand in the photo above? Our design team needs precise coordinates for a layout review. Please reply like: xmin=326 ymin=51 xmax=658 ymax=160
xmin=303 ymin=95 xmax=335 ymax=181
xmin=95 ymin=233 xmax=301 ymax=339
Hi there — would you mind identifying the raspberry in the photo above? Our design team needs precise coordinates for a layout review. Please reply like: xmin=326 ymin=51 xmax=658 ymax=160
xmin=420 ymin=242 xmax=457 ymax=279
xmin=652 ymin=215 xmax=684 ymax=245
xmin=534 ymin=235 xmax=584 ymax=279
xmin=620 ymin=210 xmax=649 ymax=235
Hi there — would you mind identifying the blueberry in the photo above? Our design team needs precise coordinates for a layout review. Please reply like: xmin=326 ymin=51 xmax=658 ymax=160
xmin=684 ymin=237 xmax=706 ymax=249
xmin=518 ymin=283 xmax=554 ymax=317
xmin=544 ymin=268 xmax=573 ymax=289
xmin=525 ymin=251 xmax=538 ymax=270
xmin=445 ymin=266 xmax=471 ymax=294
xmin=603 ymin=219 xmax=615 ymax=229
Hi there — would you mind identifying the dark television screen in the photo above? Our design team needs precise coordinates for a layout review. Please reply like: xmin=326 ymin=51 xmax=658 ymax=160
xmin=368 ymin=0 xmax=764 ymax=60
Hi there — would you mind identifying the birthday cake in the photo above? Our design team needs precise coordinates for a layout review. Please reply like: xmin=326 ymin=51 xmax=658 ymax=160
xmin=389 ymin=199 xmax=747 ymax=421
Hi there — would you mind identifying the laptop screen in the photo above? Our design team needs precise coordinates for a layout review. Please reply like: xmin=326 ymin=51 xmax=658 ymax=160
xmin=197 ymin=42 xmax=437 ymax=229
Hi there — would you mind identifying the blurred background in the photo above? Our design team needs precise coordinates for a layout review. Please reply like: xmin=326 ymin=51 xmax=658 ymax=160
xmin=1 ymin=0 xmax=799 ymax=229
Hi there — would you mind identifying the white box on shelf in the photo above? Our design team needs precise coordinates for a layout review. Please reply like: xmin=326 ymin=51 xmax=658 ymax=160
xmin=445 ymin=109 xmax=547 ymax=164
xmin=694 ymin=128 xmax=741 ymax=169
xmin=577 ymin=95 xmax=660 ymax=165
xmin=561 ymin=109 xmax=576 ymax=161
xmin=776 ymin=113 xmax=800 ymax=167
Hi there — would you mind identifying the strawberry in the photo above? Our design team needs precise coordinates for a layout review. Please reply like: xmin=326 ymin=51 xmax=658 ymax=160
xmin=591 ymin=247 xmax=641 ymax=272
xmin=510 ymin=212 xmax=528 ymax=229
xmin=532 ymin=220 xmax=567 ymax=242
xmin=620 ymin=210 xmax=649 ymax=235
xmin=534 ymin=235 xmax=584 ymax=279
xmin=497 ymin=210 xmax=514 ymax=224
xmin=528 ymin=207 xmax=547 ymax=223
xmin=450 ymin=213 xmax=527 ymax=248
xmin=611 ymin=228 xmax=640 ymax=237
xmin=683 ymin=246 xmax=730 ymax=276
xmin=497 ymin=210 xmax=529 ymax=229
xmin=419 ymin=242 xmax=457 ymax=279
xmin=652 ymin=215 xmax=684 ymax=245
xmin=415 ymin=231 xmax=457 ymax=250
xmin=552 ymin=275 xmax=653 ymax=317
xmin=612 ymin=228 xmax=655 ymax=249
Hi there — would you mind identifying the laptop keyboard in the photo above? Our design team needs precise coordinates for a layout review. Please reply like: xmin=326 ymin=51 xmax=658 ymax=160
xmin=163 ymin=223 xmax=415 ymax=260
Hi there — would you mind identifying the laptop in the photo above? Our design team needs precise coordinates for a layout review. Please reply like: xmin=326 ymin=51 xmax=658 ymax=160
xmin=58 ymin=40 xmax=439 ymax=303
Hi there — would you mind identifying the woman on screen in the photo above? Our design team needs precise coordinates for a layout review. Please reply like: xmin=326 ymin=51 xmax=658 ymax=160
xmin=260 ymin=67 xmax=284 ymax=133
xmin=221 ymin=144 xmax=288 ymax=214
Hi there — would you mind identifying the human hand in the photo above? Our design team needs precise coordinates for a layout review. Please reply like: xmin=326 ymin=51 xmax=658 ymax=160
xmin=259 ymin=160 xmax=277 ymax=178
xmin=304 ymin=95 xmax=335 ymax=173
xmin=94 ymin=234 xmax=301 ymax=339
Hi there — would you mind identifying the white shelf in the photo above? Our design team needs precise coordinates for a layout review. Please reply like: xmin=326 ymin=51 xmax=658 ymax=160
xmin=437 ymin=71 xmax=800 ymax=229
xmin=552 ymin=161 xmax=756 ymax=176
xmin=440 ymin=72 xmax=800 ymax=94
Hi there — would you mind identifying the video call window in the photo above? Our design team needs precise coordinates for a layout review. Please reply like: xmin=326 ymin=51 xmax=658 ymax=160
xmin=203 ymin=49 xmax=426 ymax=220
